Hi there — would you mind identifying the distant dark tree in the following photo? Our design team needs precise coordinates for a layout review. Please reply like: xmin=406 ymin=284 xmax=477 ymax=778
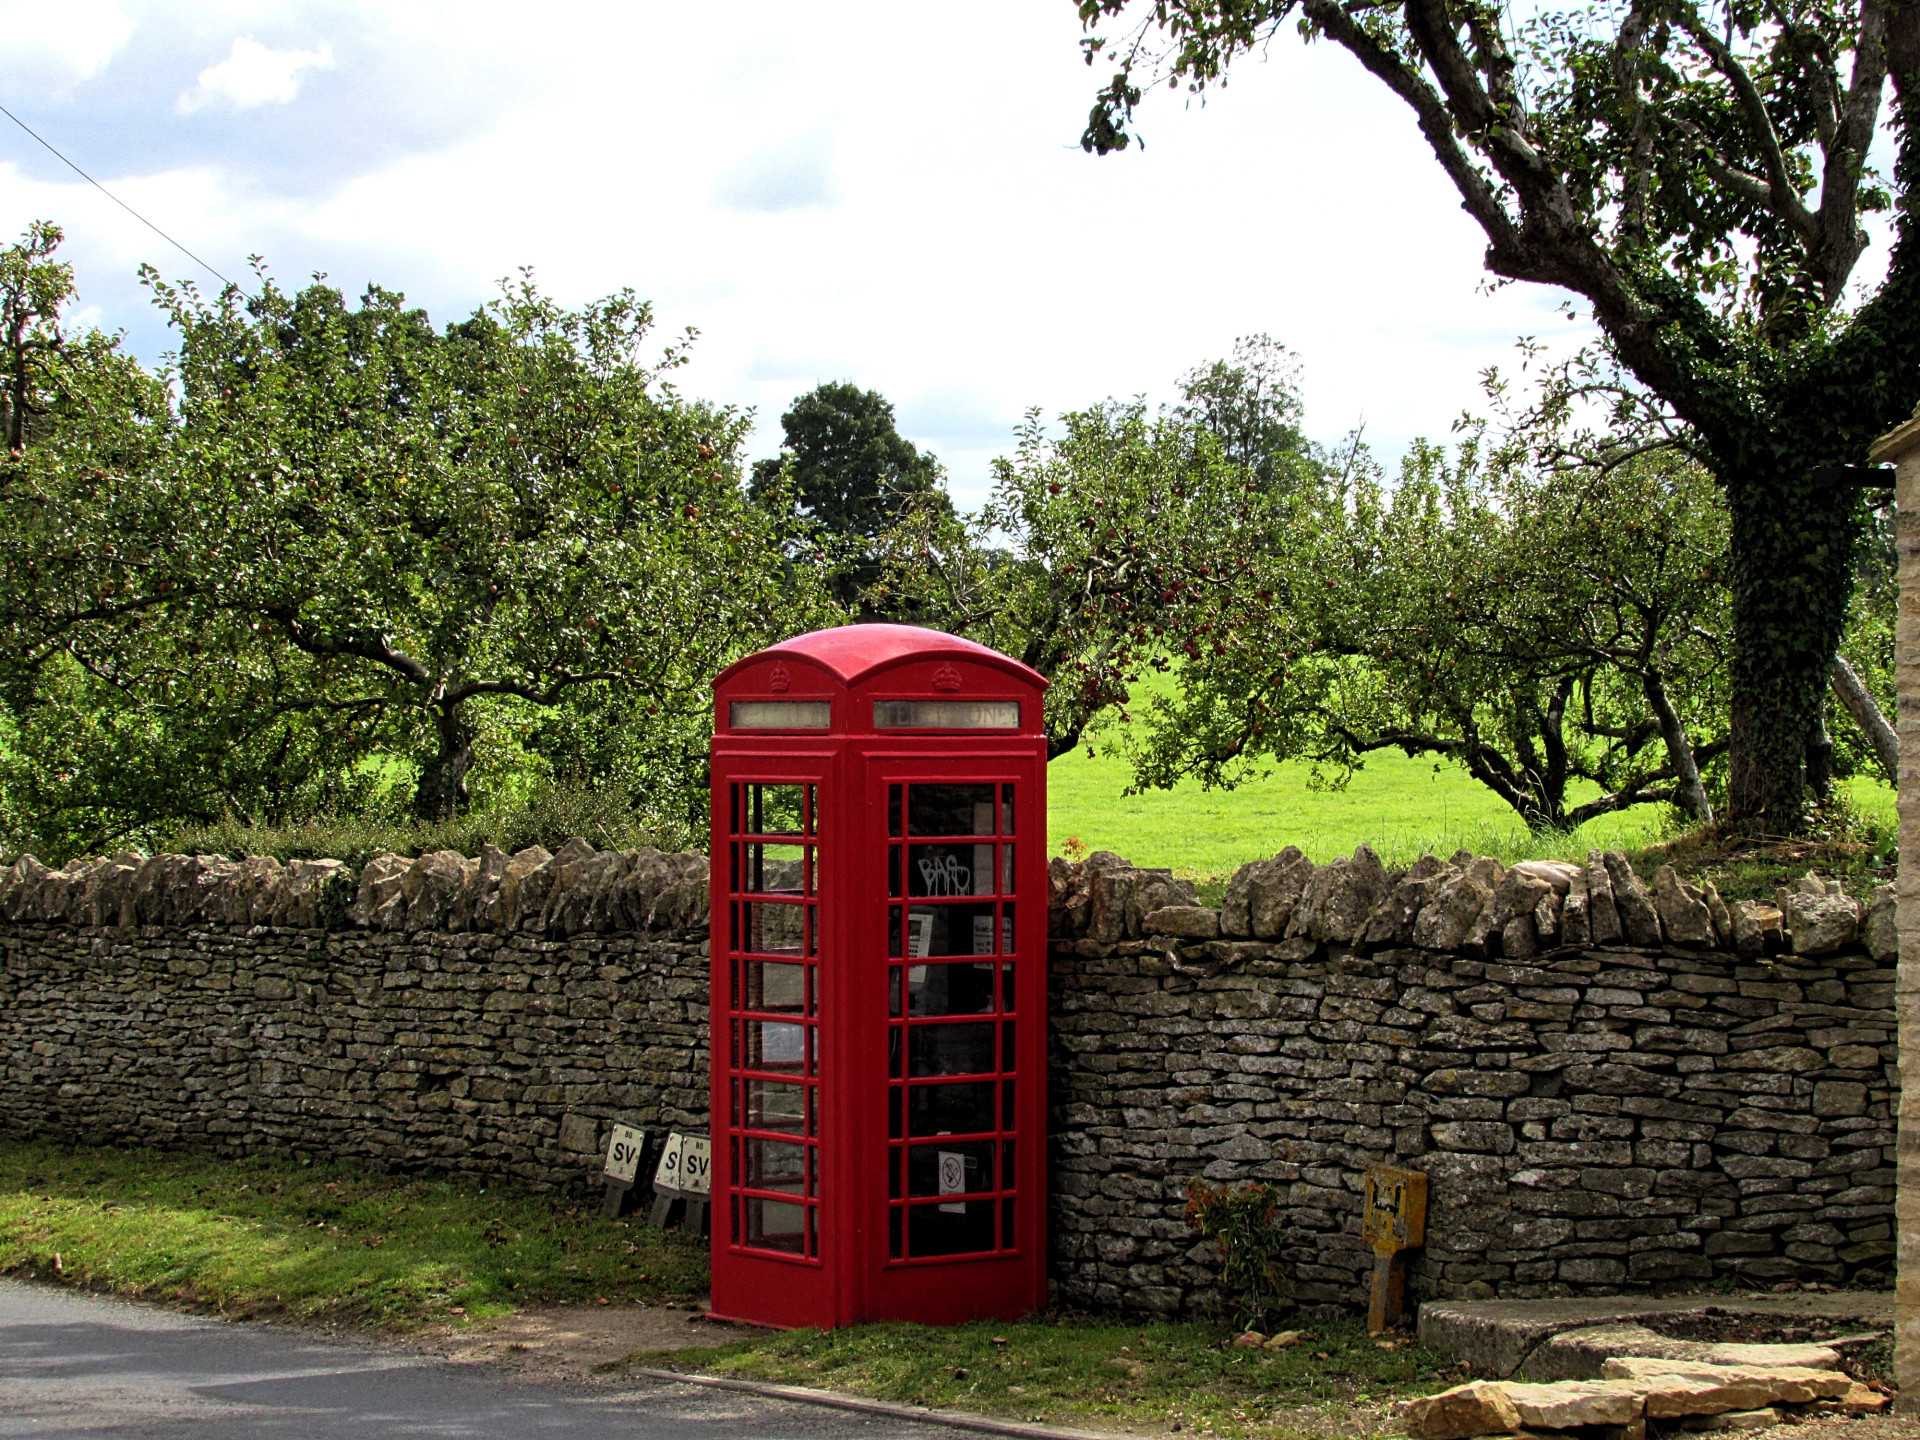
xmin=752 ymin=382 xmax=952 ymax=610
xmin=1172 ymin=334 xmax=1319 ymax=492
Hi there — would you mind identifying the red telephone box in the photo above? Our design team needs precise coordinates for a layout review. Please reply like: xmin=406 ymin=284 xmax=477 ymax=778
xmin=707 ymin=624 xmax=1049 ymax=1330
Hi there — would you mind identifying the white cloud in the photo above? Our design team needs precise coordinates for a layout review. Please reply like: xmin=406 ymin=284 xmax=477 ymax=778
xmin=176 ymin=36 xmax=333 ymax=114
xmin=12 ymin=1 xmax=1613 ymax=507
xmin=713 ymin=126 xmax=840 ymax=213
xmin=0 ymin=0 xmax=135 ymax=84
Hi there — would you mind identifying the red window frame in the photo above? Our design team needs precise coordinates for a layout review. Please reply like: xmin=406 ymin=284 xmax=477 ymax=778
xmin=724 ymin=780 xmax=824 ymax=1265
xmin=882 ymin=779 xmax=1022 ymax=1264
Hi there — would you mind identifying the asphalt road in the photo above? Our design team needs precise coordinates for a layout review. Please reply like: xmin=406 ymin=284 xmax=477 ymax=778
xmin=0 ymin=1280 xmax=957 ymax=1439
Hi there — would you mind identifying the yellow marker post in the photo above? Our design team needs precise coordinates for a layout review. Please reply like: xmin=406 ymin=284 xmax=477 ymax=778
xmin=1361 ymin=1165 xmax=1427 ymax=1335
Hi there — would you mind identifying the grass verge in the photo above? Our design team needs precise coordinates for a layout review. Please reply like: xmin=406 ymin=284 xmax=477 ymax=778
xmin=625 ymin=1317 xmax=1458 ymax=1439
xmin=0 ymin=1140 xmax=706 ymax=1327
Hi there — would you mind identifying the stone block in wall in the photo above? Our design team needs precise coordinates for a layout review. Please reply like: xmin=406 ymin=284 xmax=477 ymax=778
xmin=1466 ymin=868 xmax=1553 ymax=957
xmin=1288 ymin=845 xmax=1390 ymax=944
xmin=1413 ymin=858 xmax=1502 ymax=951
xmin=1651 ymin=866 xmax=1714 ymax=947
xmin=1361 ymin=854 xmax=1451 ymax=946
xmin=1578 ymin=853 xmax=1620 ymax=943
xmin=1861 ymin=883 xmax=1895 ymax=961
xmin=1227 ymin=848 xmax=1313 ymax=940
xmin=1084 ymin=864 xmax=1195 ymax=944
xmin=1602 ymin=852 xmax=1662 ymax=947
xmin=1143 ymin=907 xmax=1220 ymax=939
xmin=1781 ymin=876 xmax=1862 ymax=955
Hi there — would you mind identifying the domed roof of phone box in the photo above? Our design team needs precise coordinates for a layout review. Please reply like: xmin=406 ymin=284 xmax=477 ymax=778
xmin=714 ymin=624 xmax=1048 ymax=690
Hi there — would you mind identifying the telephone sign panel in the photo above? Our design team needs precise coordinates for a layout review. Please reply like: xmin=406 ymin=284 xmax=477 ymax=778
xmin=708 ymin=624 xmax=1049 ymax=1330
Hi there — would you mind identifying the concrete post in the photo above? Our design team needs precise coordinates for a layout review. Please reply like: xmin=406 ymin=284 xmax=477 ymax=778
xmin=1870 ymin=403 xmax=1920 ymax=1399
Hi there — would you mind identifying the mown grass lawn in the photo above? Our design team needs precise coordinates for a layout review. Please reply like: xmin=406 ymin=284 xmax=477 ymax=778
xmin=630 ymin=1316 xmax=1457 ymax=1439
xmin=0 ymin=1140 xmax=705 ymax=1327
xmin=1048 ymin=742 xmax=1897 ymax=891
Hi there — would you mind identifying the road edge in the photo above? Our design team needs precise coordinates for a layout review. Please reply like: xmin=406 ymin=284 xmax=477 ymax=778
xmin=619 ymin=1365 xmax=1137 ymax=1440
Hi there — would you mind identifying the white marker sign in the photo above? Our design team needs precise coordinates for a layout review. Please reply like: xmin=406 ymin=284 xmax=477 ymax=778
xmin=679 ymin=1135 xmax=712 ymax=1195
xmin=603 ymin=1124 xmax=646 ymax=1184
xmin=653 ymin=1132 xmax=713 ymax=1196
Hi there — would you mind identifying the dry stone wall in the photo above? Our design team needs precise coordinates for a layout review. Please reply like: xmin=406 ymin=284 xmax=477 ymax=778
xmin=0 ymin=838 xmax=1899 ymax=1317
xmin=1047 ymin=847 xmax=1899 ymax=1316
xmin=0 ymin=841 xmax=710 ymax=1192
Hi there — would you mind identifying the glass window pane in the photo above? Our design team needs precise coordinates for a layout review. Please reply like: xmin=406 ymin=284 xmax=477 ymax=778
xmin=1001 ymin=1197 xmax=1015 ymax=1250
xmin=741 ymin=1019 xmax=810 ymax=1076
xmin=742 ymin=784 xmax=806 ymax=836
xmin=1002 ymin=1021 xmax=1016 ymax=1070
xmin=889 ymin=1205 xmax=903 ymax=1259
xmin=908 ymin=1200 xmax=996 ymax=1256
xmin=907 ymin=1081 xmax=995 ymax=1136
xmin=1002 ymin=1139 xmax=1016 ymax=1189
xmin=905 ymin=903 xmax=998 ymax=957
xmin=743 ymin=961 xmax=807 ymax=1016
xmin=744 ymin=1079 xmax=807 ymax=1135
xmin=743 ymin=1138 xmax=809 ymax=1196
xmin=888 ymin=784 xmax=902 ymax=837
xmin=1000 ymin=844 xmax=1013 ymax=895
xmin=907 ymin=843 xmax=983 ymax=896
xmin=905 ymin=961 xmax=996 ymax=1017
xmin=744 ymin=901 xmax=805 ymax=956
xmin=1002 ymin=1079 xmax=1016 ymax=1131
xmin=1000 ymin=903 xmax=1014 ymax=955
xmin=738 ymin=842 xmax=808 ymax=896
xmin=888 ymin=966 xmax=903 ymax=1018
xmin=1000 ymin=962 xmax=1015 ymax=1012
xmin=888 ymin=905 xmax=902 ymax=959
xmin=1001 ymin=783 xmax=1015 ymax=834
xmin=889 ymin=846 xmax=902 ymax=898
xmin=907 ymin=784 xmax=998 ymax=836
xmin=910 ymin=1023 xmax=997 ymax=1077
xmin=744 ymin=1196 xmax=808 ymax=1253
xmin=908 ymin=1140 xmax=995 ymax=1197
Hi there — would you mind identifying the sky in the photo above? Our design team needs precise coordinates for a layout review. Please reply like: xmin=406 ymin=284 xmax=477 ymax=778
xmin=0 ymin=0 xmax=1611 ymax=505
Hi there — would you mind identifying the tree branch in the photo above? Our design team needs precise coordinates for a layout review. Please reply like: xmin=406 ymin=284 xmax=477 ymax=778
xmin=1829 ymin=652 xmax=1898 ymax=782
xmin=1672 ymin=5 xmax=1821 ymax=244
xmin=1300 ymin=0 xmax=1524 ymax=259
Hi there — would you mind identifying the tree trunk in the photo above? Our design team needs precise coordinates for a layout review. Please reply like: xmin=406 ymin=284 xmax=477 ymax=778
xmin=1642 ymin=669 xmax=1714 ymax=824
xmin=413 ymin=705 xmax=475 ymax=822
xmin=1829 ymin=653 xmax=1899 ymax=783
xmin=1722 ymin=476 xmax=1859 ymax=831
xmin=1806 ymin=712 xmax=1835 ymax=801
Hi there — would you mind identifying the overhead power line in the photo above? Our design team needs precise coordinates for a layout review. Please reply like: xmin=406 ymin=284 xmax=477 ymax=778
xmin=0 ymin=100 xmax=238 ymax=291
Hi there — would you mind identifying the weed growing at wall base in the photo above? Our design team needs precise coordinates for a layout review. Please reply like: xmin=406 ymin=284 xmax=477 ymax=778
xmin=0 ymin=1142 xmax=706 ymax=1326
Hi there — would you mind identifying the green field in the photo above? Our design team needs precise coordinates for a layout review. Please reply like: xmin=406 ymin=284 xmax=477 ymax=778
xmin=1046 ymin=743 xmax=1896 ymax=884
